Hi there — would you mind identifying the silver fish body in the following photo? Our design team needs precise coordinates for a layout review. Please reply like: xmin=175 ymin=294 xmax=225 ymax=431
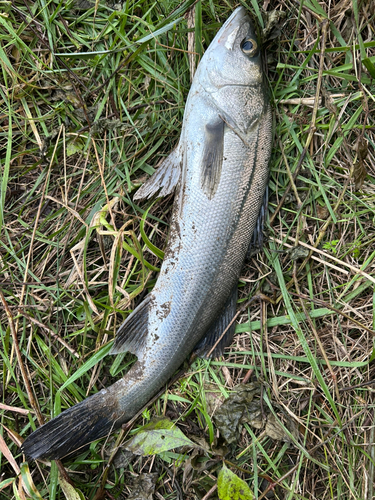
xmin=22 ymin=6 xmax=272 ymax=460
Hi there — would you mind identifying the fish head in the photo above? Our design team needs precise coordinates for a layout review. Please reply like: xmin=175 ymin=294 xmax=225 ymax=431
xmin=197 ymin=7 xmax=263 ymax=92
xmin=195 ymin=7 xmax=269 ymax=136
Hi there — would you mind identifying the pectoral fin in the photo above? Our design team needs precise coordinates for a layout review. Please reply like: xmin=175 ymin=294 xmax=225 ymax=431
xmin=134 ymin=146 xmax=182 ymax=200
xmin=200 ymin=118 xmax=225 ymax=199
xmin=193 ymin=285 xmax=237 ymax=358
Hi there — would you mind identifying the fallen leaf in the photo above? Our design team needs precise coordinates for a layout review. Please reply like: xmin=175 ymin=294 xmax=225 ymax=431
xmin=67 ymin=140 xmax=84 ymax=157
xmin=265 ymin=412 xmax=299 ymax=443
xmin=262 ymin=10 xmax=287 ymax=40
xmin=183 ymin=448 xmax=218 ymax=492
xmin=288 ymin=246 xmax=310 ymax=261
xmin=214 ymin=383 xmax=299 ymax=444
xmin=125 ymin=417 xmax=198 ymax=456
xmin=105 ymin=439 xmax=135 ymax=468
xmin=127 ymin=473 xmax=158 ymax=500
xmin=217 ymin=464 xmax=253 ymax=500
xmin=204 ymin=382 xmax=225 ymax=415
xmin=214 ymin=383 xmax=261 ymax=443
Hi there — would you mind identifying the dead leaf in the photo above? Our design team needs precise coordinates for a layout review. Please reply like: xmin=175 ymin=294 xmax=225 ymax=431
xmin=204 ymin=383 xmax=225 ymax=415
xmin=214 ymin=383 xmax=261 ymax=444
xmin=288 ymin=246 xmax=310 ymax=261
xmin=265 ymin=412 xmax=299 ymax=442
xmin=262 ymin=10 xmax=287 ymax=40
xmin=127 ymin=473 xmax=158 ymax=500
xmin=214 ymin=383 xmax=299 ymax=445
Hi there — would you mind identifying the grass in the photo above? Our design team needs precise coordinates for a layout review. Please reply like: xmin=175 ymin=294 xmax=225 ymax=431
xmin=1 ymin=0 xmax=375 ymax=499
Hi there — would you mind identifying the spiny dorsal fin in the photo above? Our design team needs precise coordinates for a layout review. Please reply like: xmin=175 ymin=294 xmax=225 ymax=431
xmin=111 ymin=295 xmax=151 ymax=356
xmin=200 ymin=118 xmax=225 ymax=199
xmin=134 ymin=146 xmax=182 ymax=200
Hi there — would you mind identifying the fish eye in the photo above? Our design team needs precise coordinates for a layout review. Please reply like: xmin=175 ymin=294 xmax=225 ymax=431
xmin=241 ymin=38 xmax=258 ymax=57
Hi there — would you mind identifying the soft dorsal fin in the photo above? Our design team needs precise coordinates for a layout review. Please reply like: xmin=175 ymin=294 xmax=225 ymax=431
xmin=200 ymin=118 xmax=225 ymax=199
xmin=247 ymin=186 xmax=268 ymax=258
xmin=111 ymin=295 xmax=151 ymax=357
xmin=134 ymin=146 xmax=182 ymax=200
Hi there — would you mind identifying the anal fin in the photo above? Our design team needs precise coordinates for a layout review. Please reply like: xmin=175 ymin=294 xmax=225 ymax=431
xmin=193 ymin=286 xmax=237 ymax=359
xmin=111 ymin=295 xmax=151 ymax=356
xmin=134 ymin=146 xmax=182 ymax=200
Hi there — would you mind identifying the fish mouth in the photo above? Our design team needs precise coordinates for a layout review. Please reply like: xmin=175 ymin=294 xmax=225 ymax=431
xmin=218 ymin=6 xmax=249 ymax=34
xmin=214 ymin=7 xmax=254 ymax=47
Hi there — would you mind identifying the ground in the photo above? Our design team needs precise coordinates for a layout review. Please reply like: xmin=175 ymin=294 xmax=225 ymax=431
xmin=1 ymin=0 xmax=375 ymax=499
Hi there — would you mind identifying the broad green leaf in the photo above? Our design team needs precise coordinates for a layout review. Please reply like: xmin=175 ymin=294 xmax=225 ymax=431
xmin=218 ymin=464 xmax=253 ymax=500
xmin=125 ymin=418 xmax=197 ymax=456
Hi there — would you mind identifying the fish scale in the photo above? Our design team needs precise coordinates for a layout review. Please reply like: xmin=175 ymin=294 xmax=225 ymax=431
xmin=21 ymin=6 xmax=272 ymax=460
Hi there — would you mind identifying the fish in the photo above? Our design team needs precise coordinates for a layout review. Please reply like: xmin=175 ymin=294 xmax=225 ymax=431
xmin=21 ymin=6 xmax=272 ymax=460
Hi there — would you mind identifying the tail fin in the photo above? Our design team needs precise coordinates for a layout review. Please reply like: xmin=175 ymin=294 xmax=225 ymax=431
xmin=22 ymin=295 xmax=154 ymax=460
xmin=21 ymin=389 xmax=123 ymax=460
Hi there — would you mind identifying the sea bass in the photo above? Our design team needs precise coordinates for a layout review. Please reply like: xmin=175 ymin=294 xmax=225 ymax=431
xmin=22 ymin=6 xmax=272 ymax=460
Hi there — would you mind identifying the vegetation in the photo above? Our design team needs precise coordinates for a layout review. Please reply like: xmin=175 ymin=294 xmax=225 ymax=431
xmin=1 ymin=0 xmax=375 ymax=498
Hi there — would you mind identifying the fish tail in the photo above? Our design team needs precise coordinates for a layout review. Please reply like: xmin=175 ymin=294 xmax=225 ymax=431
xmin=21 ymin=387 xmax=125 ymax=460
xmin=22 ymin=296 xmax=153 ymax=461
